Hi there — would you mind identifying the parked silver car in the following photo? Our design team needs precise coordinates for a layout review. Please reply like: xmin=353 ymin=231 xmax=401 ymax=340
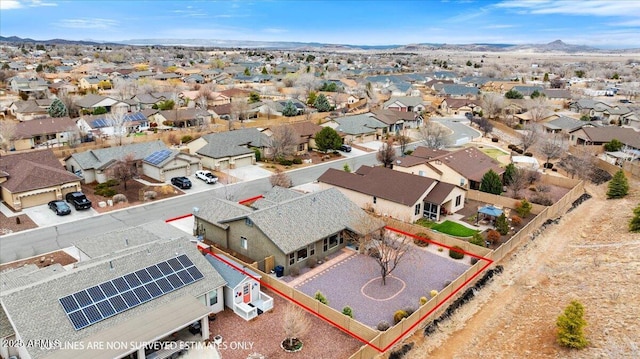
xmin=195 ymin=170 xmax=218 ymax=184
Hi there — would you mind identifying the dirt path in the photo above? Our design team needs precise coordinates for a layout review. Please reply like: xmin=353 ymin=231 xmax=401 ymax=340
xmin=404 ymin=180 xmax=640 ymax=359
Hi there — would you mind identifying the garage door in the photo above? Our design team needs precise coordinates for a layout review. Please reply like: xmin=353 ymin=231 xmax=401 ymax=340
xmin=163 ymin=166 xmax=188 ymax=181
xmin=217 ymin=160 xmax=229 ymax=170
xmin=61 ymin=186 xmax=78 ymax=197
xmin=233 ymin=156 xmax=253 ymax=168
xmin=20 ymin=190 xmax=57 ymax=209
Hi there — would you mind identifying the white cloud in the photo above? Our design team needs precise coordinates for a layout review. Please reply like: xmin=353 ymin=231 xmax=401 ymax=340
xmin=0 ymin=0 xmax=57 ymax=9
xmin=28 ymin=0 xmax=57 ymax=7
xmin=57 ymin=18 xmax=118 ymax=30
xmin=496 ymin=0 xmax=640 ymax=18
xmin=484 ymin=24 xmax=517 ymax=29
xmin=0 ymin=0 xmax=22 ymax=9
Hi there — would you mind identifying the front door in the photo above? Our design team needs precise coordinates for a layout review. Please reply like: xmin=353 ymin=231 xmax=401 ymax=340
xmin=243 ymin=282 xmax=251 ymax=304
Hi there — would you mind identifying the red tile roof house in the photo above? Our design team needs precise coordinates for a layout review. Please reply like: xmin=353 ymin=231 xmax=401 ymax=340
xmin=318 ymin=165 xmax=466 ymax=222
xmin=394 ymin=146 xmax=505 ymax=190
xmin=0 ymin=149 xmax=82 ymax=211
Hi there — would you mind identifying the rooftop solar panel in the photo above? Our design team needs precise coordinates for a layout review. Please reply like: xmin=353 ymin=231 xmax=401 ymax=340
xmin=144 ymin=149 xmax=172 ymax=166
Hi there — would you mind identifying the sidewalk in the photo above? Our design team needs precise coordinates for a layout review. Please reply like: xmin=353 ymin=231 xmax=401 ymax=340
xmin=285 ymin=248 xmax=356 ymax=287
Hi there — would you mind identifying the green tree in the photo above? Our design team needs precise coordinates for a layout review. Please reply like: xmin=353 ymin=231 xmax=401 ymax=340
xmin=314 ymin=290 xmax=328 ymax=305
xmin=305 ymin=54 xmax=315 ymax=62
xmin=281 ymin=100 xmax=298 ymax=117
xmin=48 ymin=98 xmax=68 ymax=118
xmin=629 ymin=204 xmax=640 ymax=232
xmin=503 ymin=163 xmax=517 ymax=186
xmin=480 ymin=169 xmax=502 ymax=195
xmin=35 ymin=64 xmax=44 ymax=73
xmin=515 ymin=199 xmax=533 ymax=218
xmin=604 ymin=139 xmax=623 ymax=152
xmin=530 ymin=90 xmax=544 ymax=99
xmin=611 ymin=73 xmax=620 ymax=80
xmin=495 ymin=213 xmax=510 ymax=235
xmin=153 ymin=100 xmax=175 ymax=111
xmin=314 ymin=127 xmax=342 ymax=152
xmin=306 ymin=91 xmax=317 ymax=105
xmin=469 ymin=232 xmax=485 ymax=247
xmin=556 ymin=300 xmax=589 ymax=349
xmin=343 ymin=163 xmax=351 ymax=173
xmin=505 ymin=89 xmax=523 ymax=99
xmin=92 ymin=106 xmax=107 ymax=115
xmin=342 ymin=306 xmax=353 ymax=318
xmin=243 ymin=67 xmax=251 ymax=76
xmin=319 ymin=82 xmax=338 ymax=92
xmin=261 ymin=66 xmax=268 ymax=75
xmin=580 ymin=114 xmax=590 ymax=121
xmin=466 ymin=60 xmax=472 ymax=66
xmin=313 ymin=93 xmax=331 ymax=112
xmin=574 ymin=70 xmax=586 ymax=78
xmin=248 ymin=92 xmax=261 ymax=104
xmin=607 ymin=170 xmax=629 ymax=199
xmin=543 ymin=72 xmax=550 ymax=82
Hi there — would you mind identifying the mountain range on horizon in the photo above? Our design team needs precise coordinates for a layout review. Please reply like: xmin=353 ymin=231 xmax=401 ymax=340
xmin=1 ymin=36 xmax=638 ymax=53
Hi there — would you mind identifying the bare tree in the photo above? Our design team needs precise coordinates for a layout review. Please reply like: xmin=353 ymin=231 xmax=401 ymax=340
xmin=396 ymin=130 xmax=411 ymax=156
xmin=376 ymin=139 xmax=396 ymax=168
xmin=519 ymin=124 xmax=541 ymax=152
xmin=559 ymin=147 xmax=595 ymax=180
xmin=506 ymin=167 xmax=529 ymax=198
xmin=230 ymin=98 xmax=249 ymax=129
xmin=417 ymin=121 xmax=450 ymax=149
xmin=365 ymin=230 xmax=412 ymax=285
xmin=58 ymin=92 xmax=80 ymax=118
xmin=268 ymin=125 xmax=298 ymax=160
xmin=282 ymin=304 xmax=310 ymax=349
xmin=0 ymin=120 xmax=17 ymax=152
xmin=295 ymin=73 xmax=317 ymax=99
xmin=481 ymin=93 xmax=504 ymax=120
xmin=108 ymin=108 xmax=128 ymax=146
xmin=65 ymin=126 xmax=82 ymax=148
xmin=108 ymin=153 xmax=138 ymax=190
xmin=477 ymin=117 xmax=494 ymax=137
xmin=538 ymin=133 xmax=567 ymax=169
xmin=269 ymin=169 xmax=292 ymax=188
xmin=527 ymin=97 xmax=552 ymax=123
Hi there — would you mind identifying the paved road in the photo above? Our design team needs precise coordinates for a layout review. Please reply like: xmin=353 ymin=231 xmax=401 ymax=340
xmin=0 ymin=152 xmax=382 ymax=264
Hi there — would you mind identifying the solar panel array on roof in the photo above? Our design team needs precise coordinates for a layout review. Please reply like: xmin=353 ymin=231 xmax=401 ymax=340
xmin=58 ymin=254 xmax=204 ymax=331
xmin=144 ymin=149 xmax=172 ymax=166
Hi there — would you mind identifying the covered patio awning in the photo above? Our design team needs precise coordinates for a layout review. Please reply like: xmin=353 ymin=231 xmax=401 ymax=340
xmin=478 ymin=205 xmax=503 ymax=217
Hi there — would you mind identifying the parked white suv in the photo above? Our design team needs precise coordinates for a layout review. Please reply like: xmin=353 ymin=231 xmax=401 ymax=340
xmin=195 ymin=170 xmax=218 ymax=184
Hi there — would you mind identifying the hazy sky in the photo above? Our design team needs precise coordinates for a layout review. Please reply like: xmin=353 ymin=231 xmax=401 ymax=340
xmin=1 ymin=0 xmax=640 ymax=48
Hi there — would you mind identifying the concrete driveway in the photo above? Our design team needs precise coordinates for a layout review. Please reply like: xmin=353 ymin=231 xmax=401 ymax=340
xmin=21 ymin=203 xmax=98 ymax=227
xmin=432 ymin=117 xmax=482 ymax=146
xmin=225 ymin=164 xmax=273 ymax=182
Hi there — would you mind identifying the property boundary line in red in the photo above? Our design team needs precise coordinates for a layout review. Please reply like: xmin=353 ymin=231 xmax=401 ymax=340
xmin=165 ymin=213 xmax=193 ymax=222
xmin=238 ymin=195 xmax=264 ymax=205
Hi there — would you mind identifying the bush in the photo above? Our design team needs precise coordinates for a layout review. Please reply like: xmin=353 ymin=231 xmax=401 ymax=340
xmin=314 ymin=290 xmax=328 ymax=305
xmin=113 ymin=193 xmax=127 ymax=203
xmin=469 ymin=232 xmax=485 ymax=247
xmin=507 ymin=144 xmax=515 ymax=150
xmin=470 ymin=258 xmax=479 ymax=265
xmin=487 ymin=229 xmax=501 ymax=244
xmin=95 ymin=188 xmax=117 ymax=197
xmin=531 ymin=193 xmax=554 ymax=206
xmin=524 ymin=152 xmax=533 ymax=157
xmin=403 ymin=306 xmax=416 ymax=316
xmin=511 ymin=215 xmax=522 ymax=226
xmin=515 ymin=148 xmax=524 ymax=154
xmin=253 ymin=148 xmax=261 ymax=162
xmin=277 ymin=158 xmax=293 ymax=166
xmin=342 ymin=306 xmax=354 ymax=318
xmin=308 ymin=257 xmax=317 ymax=269
xmin=516 ymin=199 xmax=533 ymax=217
xmin=292 ymin=158 xmax=302 ymax=165
xmin=377 ymin=320 xmax=391 ymax=331
xmin=290 ymin=266 xmax=300 ymax=277
xmin=419 ymin=296 xmax=428 ymax=305
xmin=143 ymin=191 xmax=157 ymax=200
xmin=495 ymin=213 xmax=510 ymax=235
xmin=449 ymin=246 xmax=464 ymax=259
xmin=607 ymin=170 xmax=629 ymax=199
xmin=393 ymin=309 xmax=409 ymax=324
xmin=430 ymin=289 xmax=438 ymax=298
xmin=543 ymin=162 xmax=554 ymax=169
xmin=180 ymin=135 xmax=193 ymax=143
xmin=557 ymin=300 xmax=589 ymax=349
xmin=413 ymin=233 xmax=429 ymax=247
xmin=491 ymin=137 xmax=499 ymax=142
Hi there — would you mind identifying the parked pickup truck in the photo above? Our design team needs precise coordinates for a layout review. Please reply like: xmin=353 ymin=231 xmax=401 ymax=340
xmin=65 ymin=191 xmax=92 ymax=210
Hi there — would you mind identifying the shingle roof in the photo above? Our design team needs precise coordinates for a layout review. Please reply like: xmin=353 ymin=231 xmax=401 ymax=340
xmin=68 ymin=140 xmax=168 ymax=170
xmin=14 ymin=117 xmax=78 ymax=137
xmin=333 ymin=114 xmax=387 ymax=135
xmin=580 ymin=127 xmax=640 ymax=148
xmin=252 ymin=186 xmax=303 ymax=209
xmin=196 ymin=128 xmax=267 ymax=159
xmin=197 ymin=197 xmax=253 ymax=230
xmin=372 ymin=109 xmax=419 ymax=125
xmin=0 ymin=233 xmax=225 ymax=359
xmin=431 ymin=147 xmax=504 ymax=182
xmin=75 ymin=94 xmax=115 ymax=108
xmin=543 ymin=116 xmax=585 ymax=132
xmin=383 ymin=96 xmax=424 ymax=109
xmin=205 ymin=253 xmax=260 ymax=288
xmin=0 ymin=149 xmax=80 ymax=192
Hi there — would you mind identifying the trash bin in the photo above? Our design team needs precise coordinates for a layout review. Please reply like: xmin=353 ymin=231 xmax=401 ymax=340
xmin=274 ymin=265 xmax=284 ymax=277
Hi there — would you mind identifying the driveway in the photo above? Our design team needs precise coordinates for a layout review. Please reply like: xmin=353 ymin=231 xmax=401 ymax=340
xmin=21 ymin=203 xmax=98 ymax=227
xmin=432 ymin=117 xmax=482 ymax=146
xmin=225 ymin=164 xmax=273 ymax=182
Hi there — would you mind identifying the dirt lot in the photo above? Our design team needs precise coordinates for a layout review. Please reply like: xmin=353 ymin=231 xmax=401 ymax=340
xmin=400 ymin=179 xmax=640 ymax=358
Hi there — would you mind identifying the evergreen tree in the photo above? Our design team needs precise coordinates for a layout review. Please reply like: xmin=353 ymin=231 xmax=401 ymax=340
xmin=261 ymin=66 xmax=268 ymax=74
xmin=313 ymin=93 xmax=331 ymax=112
xmin=505 ymin=89 xmax=523 ymax=99
xmin=495 ymin=213 xmax=510 ymax=235
xmin=556 ymin=300 xmax=589 ymax=349
xmin=604 ymin=139 xmax=623 ymax=152
xmin=607 ymin=170 xmax=629 ymax=199
xmin=281 ymin=100 xmax=298 ymax=117
xmin=35 ymin=64 xmax=44 ymax=73
xmin=629 ymin=204 xmax=640 ymax=232
xmin=314 ymin=127 xmax=342 ymax=152
xmin=243 ymin=67 xmax=251 ymax=76
xmin=543 ymin=73 xmax=550 ymax=82
xmin=248 ymin=92 xmax=261 ymax=104
xmin=48 ymin=98 xmax=68 ymax=118
xmin=480 ymin=169 xmax=502 ymax=195
xmin=503 ymin=163 xmax=517 ymax=186
xmin=469 ymin=232 xmax=485 ymax=247
xmin=306 ymin=91 xmax=317 ymax=105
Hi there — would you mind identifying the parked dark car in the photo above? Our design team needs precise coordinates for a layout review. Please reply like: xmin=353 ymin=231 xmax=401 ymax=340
xmin=171 ymin=176 xmax=192 ymax=189
xmin=339 ymin=144 xmax=352 ymax=152
xmin=65 ymin=191 xmax=92 ymax=210
xmin=48 ymin=200 xmax=71 ymax=216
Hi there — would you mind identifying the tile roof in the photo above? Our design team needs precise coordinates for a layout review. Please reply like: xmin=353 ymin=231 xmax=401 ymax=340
xmin=0 ymin=149 xmax=80 ymax=192
xmin=196 ymin=128 xmax=267 ymax=159
xmin=67 ymin=140 xmax=168 ymax=170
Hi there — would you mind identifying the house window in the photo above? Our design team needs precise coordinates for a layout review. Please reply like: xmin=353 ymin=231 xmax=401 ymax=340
xmin=423 ymin=202 xmax=438 ymax=220
xmin=208 ymin=289 xmax=218 ymax=306
xmin=289 ymin=253 xmax=295 ymax=265
xmin=324 ymin=234 xmax=340 ymax=252
xmin=296 ymin=247 xmax=308 ymax=262
xmin=373 ymin=196 xmax=377 ymax=204
xmin=298 ymin=143 xmax=305 ymax=151
xmin=460 ymin=178 xmax=466 ymax=186
xmin=418 ymin=170 xmax=425 ymax=177
xmin=415 ymin=203 xmax=421 ymax=215
xmin=240 ymin=236 xmax=247 ymax=250
xmin=245 ymin=218 xmax=253 ymax=227
xmin=455 ymin=195 xmax=462 ymax=207
xmin=309 ymin=244 xmax=315 ymax=257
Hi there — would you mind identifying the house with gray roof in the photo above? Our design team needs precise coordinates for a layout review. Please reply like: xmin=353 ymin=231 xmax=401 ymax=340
xmin=9 ymin=99 xmax=53 ymax=121
xmin=0 ymin=224 xmax=225 ymax=359
xmin=75 ymin=94 xmax=128 ymax=114
xmin=323 ymin=113 xmax=387 ymax=144
xmin=193 ymin=187 xmax=384 ymax=276
xmin=543 ymin=116 xmax=586 ymax=135
xmin=383 ymin=96 xmax=427 ymax=113
xmin=438 ymin=84 xmax=480 ymax=98
xmin=319 ymin=166 xmax=466 ymax=222
xmin=141 ymin=149 xmax=202 ymax=182
xmin=64 ymin=140 xmax=169 ymax=183
xmin=186 ymin=128 xmax=267 ymax=170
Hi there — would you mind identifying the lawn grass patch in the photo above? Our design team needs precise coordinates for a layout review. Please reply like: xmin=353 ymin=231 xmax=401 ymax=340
xmin=415 ymin=218 xmax=436 ymax=228
xmin=479 ymin=147 xmax=509 ymax=161
xmin=431 ymin=220 xmax=479 ymax=237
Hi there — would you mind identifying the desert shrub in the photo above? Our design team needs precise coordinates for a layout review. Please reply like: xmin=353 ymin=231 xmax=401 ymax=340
xmin=515 ymin=148 xmax=524 ymax=154
xmin=543 ymin=162 xmax=554 ymax=169
xmin=419 ymin=296 xmax=428 ymax=305
xmin=469 ymin=232 xmax=485 ymax=247
xmin=180 ymin=135 xmax=193 ymax=143
xmin=449 ymin=246 xmax=464 ymax=260
xmin=314 ymin=290 xmax=328 ymax=305
xmin=308 ymin=257 xmax=317 ymax=269
xmin=487 ymin=229 xmax=501 ymax=244
xmin=536 ymin=184 xmax=551 ymax=193
xmin=393 ymin=309 xmax=409 ymax=324
xmin=524 ymin=152 xmax=533 ymax=157
xmin=556 ymin=300 xmax=589 ymax=349
xmin=492 ymin=137 xmax=499 ymax=142
xmin=507 ymin=144 xmax=516 ymax=150
xmin=515 ymin=199 xmax=533 ymax=217
xmin=113 ymin=193 xmax=127 ymax=203
xmin=511 ymin=215 xmax=522 ymax=226
xmin=95 ymin=188 xmax=117 ymax=197
xmin=277 ymin=158 xmax=293 ymax=166
xmin=413 ymin=233 xmax=429 ymax=247
xmin=404 ymin=150 xmax=413 ymax=156
xmin=403 ymin=306 xmax=416 ymax=316
xmin=342 ymin=306 xmax=354 ymax=318
xmin=143 ymin=191 xmax=157 ymax=200
xmin=292 ymin=158 xmax=302 ymax=165
xmin=377 ymin=320 xmax=391 ymax=331
xmin=531 ymin=193 xmax=554 ymax=206
xmin=470 ymin=258 xmax=479 ymax=265
xmin=525 ymin=169 xmax=541 ymax=184
xmin=437 ymin=247 xmax=443 ymax=252
xmin=430 ymin=289 xmax=438 ymax=298
xmin=289 ymin=266 xmax=300 ymax=277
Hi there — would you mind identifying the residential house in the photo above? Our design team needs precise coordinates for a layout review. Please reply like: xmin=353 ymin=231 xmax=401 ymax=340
xmin=156 ymin=108 xmax=212 ymax=128
xmin=77 ymin=111 xmax=150 ymax=139
xmin=193 ymin=187 xmax=383 ymax=276
xmin=0 ymin=149 xmax=82 ymax=211
xmin=570 ymin=126 xmax=640 ymax=150
xmin=11 ymin=116 xmax=81 ymax=150
xmin=323 ymin=113 xmax=387 ymax=144
xmin=0 ymin=225 xmax=225 ymax=359
xmin=75 ymin=94 xmax=129 ymax=114
xmin=154 ymin=72 xmax=182 ymax=81
xmin=394 ymin=146 xmax=505 ymax=190
xmin=9 ymin=99 xmax=53 ymax=121
xmin=257 ymin=99 xmax=307 ymax=117
xmin=383 ymin=96 xmax=427 ymax=113
xmin=542 ymin=116 xmax=586 ymax=135
xmin=439 ymin=98 xmax=481 ymax=116
xmin=437 ymin=84 xmax=479 ymax=98
xmin=372 ymin=109 xmax=423 ymax=134
xmin=219 ymin=88 xmax=252 ymax=101
xmin=569 ymin=99 xmax=611 ymax=119
xmin=78 ymin=75 xmax=111 ymax=90
xmin=64 ymin=140 xmax=169 ymax=183
xmin=141 ymin=149 xmax=202 ymax=182
xmin=512 ymin=85 xmax=544 ymax=98
xmin=318 ymin=166 xmax=466 ymax=222
xmin=265 ymin=121 xmax=323 ymax=155
xmin=8 ymin=77 xmax=49 ymax=98
xmin=131 ymin=92 xmax=176 ymax=109
xmin=318 ymin=92 xmax=360 ymax=110
xmin=204 ymin=253 xmax=273 ymax=321
xmin=187 ymin=128 xmax=267 ymax=170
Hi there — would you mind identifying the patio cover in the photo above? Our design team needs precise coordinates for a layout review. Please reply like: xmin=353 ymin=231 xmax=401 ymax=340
xmin=43 ymin=296 xmax=211 ymax=359
xmin=478 ymin=205 xmax=503 ymax=217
